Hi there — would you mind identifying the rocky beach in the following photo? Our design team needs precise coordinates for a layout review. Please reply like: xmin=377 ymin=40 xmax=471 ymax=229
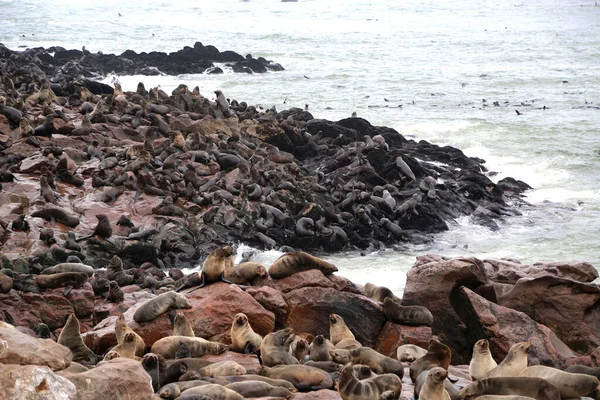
xmin=1 ymin=41 xmax=599 ymax=399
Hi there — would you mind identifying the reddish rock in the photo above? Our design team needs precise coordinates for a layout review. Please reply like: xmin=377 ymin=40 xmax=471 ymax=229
xmin=199 ymin=351 xmax=261 ymax=375
xmin=564 ymin=346 xmax=600 ymax=368
xmin=483 ymin=259 xmax=598 ymax=284
xmin=0 ymin=364 xmax=77 ymax=398
xmin=48 ymin=282 xmax=95 ymax=319
xmin=458 ymin=287 xmax=577 ymax=368
xmin=244 ymin=286 xmax=289 ymax=328
xmin=84 ymin=284 xmax=274 ymax=355
xmin=498 ymin=275 xmax=600 ymax=354
xmin=52 ymin=118 xmax=75 ymax=134
xmin=374 ymin=322 xmax=432 ymax=358
xmin=283 ymin=287 xmax=385 ymax=347
xmin=169 ymin=113 xmax=194 ymax=131
xmin=0 ymin=273 xmax=13 ymax=293
xmin=402 ymin=255 xmax=487 ymax=364
xmin=270 ymin=270 xmax=336 ymax=293
xmin=0 ymin=289 xmax=75 ymax=330
xmin=0 ymin=323 xmax=72 ymax=371
xmin=293 ymin=390 xmax=342 ymax=400
xmin=327 ymin=275 xmax=366 ymax=295
xmin=61 ymin=357 xmax=154 ymax=400
xmin=19 ymin=153 xmax=56 ymax=173
xmin=0 ymin=114 xmax=10 ymax=135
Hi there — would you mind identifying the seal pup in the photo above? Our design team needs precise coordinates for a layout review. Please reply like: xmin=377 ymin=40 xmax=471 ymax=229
xmin=309 ymin=335 xmax=331 ymax=361
xmin=458 ymin=377 xmax=560 ymax=400
xmin=329 ymin=313 xmax=355 ymax=345
xmin=110 ymin=331 xmax=138 ymax=360
xmin=520 ymin=365 xmax=600 ymax=398
xmin=115 ymin=314 xmax=145 ymax=356
xmin=58 ymin=314 xmax=98 ymax=365
xmin=337 ymin=364 xmax=402 ymax=400
xmin=383 ymin=297 xmax=434 ymax=326
xmin=107 ymin=280 xmax=124 ymax=303
xmin=410 ymin=337 xmax=452 ymax=382
xmin=364 ymin=282 xmax=400 ymax=302
xmin=173 ymin=313 xmax=195 ymax=337
xmin=230 ymin=313 xmax=262 ymax=354
xmin=486 ymin=341 xmax=530 ymax=378
xmin=106 ymin=255 xmax=134 ymax=286
xmin=418 ymin=367 xmax=451 ymax=400
xmin=133 ymin=291 xmax=192 ymax=323
xmin=260 ymin=328 xmax=299 ymax=367
xmin=142 ymin=352 xmax=166 ymax=392
xmin=330 ymin=347 xmax=404 ymax=379
xmin=469 ymin=339 xmax=497 ymax=381
xmin=268 ymin=251 xmax=338 ymax=279
xmin=397 ymin=344 xmax=427 ymax=363
xmin=260 ymin=364 xmax=334 ymax=391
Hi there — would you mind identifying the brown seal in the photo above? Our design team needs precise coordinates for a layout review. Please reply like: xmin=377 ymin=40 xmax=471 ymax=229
xmin=115 ymin=314 xmax=145 ymax=357
xmin=173 ymin=313 xmax=195 ymax=337
xmin=329 ymin=313 xmax=355 ymax=345
xmin=230 ymin=313 xmax=262 ymax=354
xmin=225 ymin=381 xmax=294 ymax=399
xmin=76 ymin=213 xmax=112 ymax=241
xmin=364 ymin=282 xmax=400 ymax=302
xmin=106 ymin=255 xmax=134 ymax=286
xmin=103 ymin=350 xmax=121 ymax=361
xmin=329 ymin=347 xmax=404 ymax=379
xmin=309 ymin=335 xmax=331 ymax=361
xmin=268 ymin=251 xmax=338 ymax=279
xmin=158 ymin=381 xmax=211 ymax=400
xmin=260 ymin=364 xmax=334 ymax=391
xmin=107 ymin=280 xmax=124 ymax=303
xmin=260 ymin=328 xmax=299 ymax=367
xmin=383 ymin=297 xmax=434 ymax=326
xmin=335 ymin=338 xmax=362 ymax=350
xmin=223 ymin=261 xmax=267 ymax=284
xmin=57 ymin=314 xmax=98 ymax=365
xmin=291 ymin=338 xmax=309 ymax=361
xmin=397 ymin=344 xmax=427 ymax=363
xmin=469 ymin=339 xmax=497 ymax=381
xmin=566 ymin=365 xmax=600 ymax=379
xmin=133 ymin=291 xmax=192 ymax=323
xmin=409 ymin=337 xmax=452 ymax=382
xmin=418 ymin=367 xmax=451 ymax=400
xmin=179 ymin=384 xmax=244 ymax=400
xmin=520 ymin=365 xmax=600 ymax=398
xmin=486 ymin=342 xmax=530 ymax=378
xmin=414 ymin=369 xmax=460 ymax=400
xmin=183 ymin=246 xmax=236 ymax=292
xmin=141 ymin=352 xmax=166 ymax=392
xmin=111 ymin=331 xmax=138 ymax=359
xmin=41 ymin=262 xmax=94 ymax=277
xmin=31 ymin=207 xmax=80 ymax=227
xmin=151 ymin=336 xmax=227 ymax=359
xmin=211 ymin=374 xmax=297 ymax=392
xmin=458 ymin=377 xmax=560 ymax=400
xmin=200 ymin=360 xmax=246 ymax=377
xmin=337 ymin=364 xmax=402 ymax=400
xmin=35 ymin=271 xmax=88 ymax=295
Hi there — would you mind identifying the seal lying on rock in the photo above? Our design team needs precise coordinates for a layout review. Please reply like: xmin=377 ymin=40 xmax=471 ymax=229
xmin=133 ymin=291 xmax=192 ymax=323
xmin=337 ymin=364 xmax=402 ymax=400
xmin=225 ymin=381 xmax=294 ymax=399
xmin=520 ymin=365 xmax=600 ymax=398
xmin=364 ymin=282 xmax=400 ymax=302
xmin=35 ymin=271 xmax=88 ymax=295
xmin=383 ymin=297 xmax=434 ymax=326
xmin=458 ymin=377 xmax=560 ymax=400
xmin=397 ymin=344 xmax=427 ymax=363
xmin=329 ymin=347 xmax=404 ymax=379
xmin=151 ymin=336 xmax=228 ymax=359
xmin=176 ymin=246 xmax=236 ymax=292
xmin=260 ymin=364 xmax=335 ymax=391
xmin=268 ymin=251 xmax=338 ymax=279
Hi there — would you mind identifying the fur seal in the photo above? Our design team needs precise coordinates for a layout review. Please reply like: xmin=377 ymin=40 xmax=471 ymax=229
xmin=566 ymin=365 xmax=600 ymax=378
xmin=383 ymin=297 xmax=434 ymax=326
xmin=225 ymin=381 xmax=294 ymax=399
xmin=520 ymin=365 xmax=600 ymax=398
xmin=133 ymin=291 xmax=192 ymax=323
xmin=260 ymin=328 xmax=299 ymax=366
xmin=469 ymin=339 xmax=497 ymax=381
xmin=397 ymin=344 xmax=427 ymax=362
xmin=35 ymin=271 xmax=88 ymax=295
xmin=260 ymin=364 xmax=334 ymax=391
xmin=107 ymin=280 xmax=124 ymax=303
xmin=183 ymin=246 xmax=236 ymax=291
xmin=115 ymin=314 xmax=145 ymax=357
xmin=230 ymin=313 xmax=262 ymax=354
xmin=57 ymin=314 xmax=98 ymax=365
xmin=330 ymin=347 xmax=404 ymax=379
xmin=418 ymin=367 xmax=451 ymax=400
xmin=164 ymin=360 xmax=189 ymax=384
xmin=77 ymin=214 xmax=112 ymax=241
xmin=158 ymin=381 xmax=211 ymax=400
xmin=335 ymin=338 xmax=362 ymax=350
xmin=173 ymin=313 xmax=195 ymax=337
xmin=211 ymin=375 xmax=297 ymax=392
xmin=106 ymin=255 xmax=134 ymax=286
xmin=142 ymin=352 xmax=166 ymax=392
xmin=410 ymin=337 xmax=452 ymax=382
xmin=329 ymin=313 xmax=355 ymax=345
xmin=179 ymin=384 xmax=244 ymax=400
xmin=292 ymin=338 xmax=309 ymax=361
xmin=414 ymin=369 xmax=460 ymax=400
xmin=364 ymin=282 xmax=400 ymax=302
xmin=176 ymin=340 xmax=192 ymax=359
xmin=268 ymin=251 xmax=338 ymax=279
xmin=486 ymin=341 xmax=530 ymax=378
xmin=41 ymin=262 xmax=94 ymax=277
xmin=103 ymin=350 xmax=121 ymax=361
xmin=309 ymin=335 xmax=331 ymax=361
xmin=223 ymin=262 xmax=267 ymax=285
xmin=338 ymin=364 xmax=402 ymax=400
xmin=458 ymin=377 xmax=561 ymax=400
xmin=151 ymin=336 xmax=228 ymax=359
xmin=200 ymin=361 xmax=246 ymax=377
xmin=111 ymin=331 xmax=138 ymax=359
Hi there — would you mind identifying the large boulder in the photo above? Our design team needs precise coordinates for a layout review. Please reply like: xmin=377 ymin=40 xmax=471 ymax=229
xmin=483 ymin=259 xmax=598 ymax=284
xmin=374 ymin=322 xmax=432 ymax=358
xmin=0 ymin=364 xmax=77 ymax=399
xmin=457 ymin=287 xmax=577 ymax=368
xmin=84 ymin=284 xmax=274 ymax=354
xmin=0 ymin=290 xmax=76 ymax=331
xmin=283 ymin=287 xmax=385 ymax=347
xmin=498 ymin=275 xmax=600 ymax=354
xmin=0 ymin=322 xmax=72 ymax=371
xmin=60 ymin=357 xmax=153 ymax=399
xmin=402 ymin=255 xmax=487 ymax=364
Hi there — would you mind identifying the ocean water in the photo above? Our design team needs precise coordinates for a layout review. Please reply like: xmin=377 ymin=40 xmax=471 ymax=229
xmin=2 ymin=0 xmax=599 ymax=295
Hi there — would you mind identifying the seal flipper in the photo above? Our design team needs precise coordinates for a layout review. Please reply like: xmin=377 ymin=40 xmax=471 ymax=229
xmin=64 ymin=285 xmax=73 ymax=296
xmin=167 ymin=307 xmax=177 ymax=327
xmin=220 ymin=271 xmax=237 ymax=285
xmin=188 ymin=273 xmax=206 ymax=293
xmin=243 ymin=342 xmax=256 ymax=355
xmin=255 ymin=349 xmax=263 ymax=366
